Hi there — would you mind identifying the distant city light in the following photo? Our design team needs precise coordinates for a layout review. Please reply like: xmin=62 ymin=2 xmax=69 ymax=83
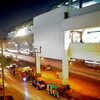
xmin=16 ymin=27 xmax=27 ymax=37
xmin=72 ymin=0 xmax=76 ymax=2
xmin=58 ymin=4 xmax=62 ymax=8
xmin=65 ymin=2 xmax=69 ymax=5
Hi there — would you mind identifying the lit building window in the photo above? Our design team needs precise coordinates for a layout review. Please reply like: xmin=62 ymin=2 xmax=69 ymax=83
xmin=82 ymin=27 xmax=100 ymax=43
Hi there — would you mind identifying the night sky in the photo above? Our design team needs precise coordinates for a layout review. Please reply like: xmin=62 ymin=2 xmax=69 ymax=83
xmin=0 ymin=0 xmax=59 ymax=30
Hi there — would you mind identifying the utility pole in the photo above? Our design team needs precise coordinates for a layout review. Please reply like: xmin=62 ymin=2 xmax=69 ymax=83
xmin=1 ymin=38 xmax=5 ymax=100
xmin=0 ymin=30 xmax=7 ymax=100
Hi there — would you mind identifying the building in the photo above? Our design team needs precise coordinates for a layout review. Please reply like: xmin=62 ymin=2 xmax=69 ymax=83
xmin=33 ymin=1 xmax=100 ymax=85
xmin=5 ymin=0 xmax=100 ymax=85
xmin=6 ymin=18 xmax=34 ymax=55
xmin=34 ymin=1 xmax=100 ymax=62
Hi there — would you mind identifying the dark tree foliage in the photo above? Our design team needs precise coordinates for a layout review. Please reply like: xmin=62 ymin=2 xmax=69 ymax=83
xmin=0 ymin=55 xmax=14 ymax=67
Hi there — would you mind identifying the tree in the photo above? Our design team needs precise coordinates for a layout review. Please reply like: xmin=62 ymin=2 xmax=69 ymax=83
xmin=0 ymin=55 xmax=14 ymax=67
xmin=0 ymin=30 xmax=9 ymax=100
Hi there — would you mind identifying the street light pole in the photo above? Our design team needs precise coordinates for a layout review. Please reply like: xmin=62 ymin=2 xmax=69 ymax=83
xmin=0 ymin=30 xmax=8 ymax=100
xmin=1 ymin=38 xmax=5 ymax=100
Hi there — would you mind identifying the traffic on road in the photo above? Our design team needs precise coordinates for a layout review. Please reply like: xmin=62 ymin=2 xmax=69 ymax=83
xmin=0 ymin=52 xmax=100 ymax=100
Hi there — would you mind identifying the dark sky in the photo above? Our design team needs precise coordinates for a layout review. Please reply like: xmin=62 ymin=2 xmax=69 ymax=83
xmin=0 ymin=0 xmax=59 ymax=30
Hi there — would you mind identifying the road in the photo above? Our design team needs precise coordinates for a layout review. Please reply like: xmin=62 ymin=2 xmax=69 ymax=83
xmin=0 ymin=68 xmax=99 ymax=100
xmin=1 ymin=52 xmax=100 ymax=99
xmin=4 ymin=52 xmax=100 ymax=81
xmin=69 ymin=72 xmax=100 ymax=98
xmin=0 ymin=69 xmax=67 ymax=100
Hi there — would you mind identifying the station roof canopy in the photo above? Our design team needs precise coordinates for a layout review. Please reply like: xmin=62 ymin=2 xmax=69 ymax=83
xmin=9 ymin=18 xmax=33 ymax=32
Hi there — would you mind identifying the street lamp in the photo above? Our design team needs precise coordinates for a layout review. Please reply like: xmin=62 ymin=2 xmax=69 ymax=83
xmin=1 ymin=38 xmax=5 ymax=100
xmin=0 ymin=30 xmax=9 ymax=100
xmin=34 ymin=46 xmax=42 ymax=77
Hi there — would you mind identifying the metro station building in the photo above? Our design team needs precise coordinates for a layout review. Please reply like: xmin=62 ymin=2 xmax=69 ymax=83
xmin=34 ymin=3 xmax=100 ymax=61
xmin=6 ymin=1 xmax=100 ymax=85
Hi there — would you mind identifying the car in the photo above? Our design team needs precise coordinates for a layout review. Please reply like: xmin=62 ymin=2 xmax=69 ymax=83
xmin=22 ymin=75 xmax=33 ymax=82
xmin=19 ymin=48 xmax=30 ymax=55
xmin=57 ymin=85 xmax=70 ymax=97
xmin=42 ymin=64 xmax=52 ymax=70
xmin=47 ymin=83 xmax=60 ymax=98
xmin=21 ymin=71 xmax=33 ymax=82
xmin=30 ymin=79 xmax=46 ymax=90
xmin=10 ymin=63 xmax=17 ymax=68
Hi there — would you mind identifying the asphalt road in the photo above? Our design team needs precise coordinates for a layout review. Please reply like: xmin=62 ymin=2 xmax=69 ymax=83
xmin=4 ymin=52 xmax=100 ymax=81
xmin=1 ymin=52 xmax=100 ymax=99
xmin=1 ymin=69 xmax=67 ymax=100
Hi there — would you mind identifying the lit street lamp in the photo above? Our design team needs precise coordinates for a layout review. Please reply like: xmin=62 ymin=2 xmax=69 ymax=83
xmin=0 ymin=38 xmax=5 ymax=100
xmin=0 ymin=31 xmax=7 ymax=100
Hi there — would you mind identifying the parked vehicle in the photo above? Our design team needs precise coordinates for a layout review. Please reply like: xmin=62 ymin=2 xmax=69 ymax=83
xmin=57 ymin=85 xmax=70 ymax=97
xmin=6 ymin=63 xmax=17 ymax=69
xmin=42 ymin=64 xmax=52 ymax=70
xmin=30 ymin=79 xmax=46 ymax=90
xmin=47 ymin=83 xmax=60 ymax=98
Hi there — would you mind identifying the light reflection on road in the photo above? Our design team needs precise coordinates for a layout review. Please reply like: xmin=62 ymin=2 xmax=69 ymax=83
xmin=3 ymin=52 xmax=100 ymax=99
xmin=3 ymin=69 xmax=65 ymax=100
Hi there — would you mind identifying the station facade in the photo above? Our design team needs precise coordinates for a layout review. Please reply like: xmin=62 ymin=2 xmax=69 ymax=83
xmin=5 ymin=1 xmax=100 ymax=85
xmin=34 ymin=3 xmax=100 ymax=62
xmin=33 ymin=2 xmax=100 ymax=85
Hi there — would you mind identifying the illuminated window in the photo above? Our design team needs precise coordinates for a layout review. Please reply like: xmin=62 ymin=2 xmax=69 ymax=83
xmin=82 ymin=27 xmax=100 ymax=43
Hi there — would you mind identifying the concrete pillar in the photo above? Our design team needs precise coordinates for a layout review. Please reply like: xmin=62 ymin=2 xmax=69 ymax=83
xmin=2 ymin=40 xmax=7 ymax=51
xmin=36 ymin=53 xmax=41 ymax=76
xmin=62 ymin=31 xmax=71 ymax=86
xmin=16 ymin=44 xmax=20 ymax=53
xmin=62 ymin=50 xmax=69 ymax=85
xmin=15 ymin=40 xmax=21 ymax=53
xmin=27 ymin=39 xmax=33 ymax=55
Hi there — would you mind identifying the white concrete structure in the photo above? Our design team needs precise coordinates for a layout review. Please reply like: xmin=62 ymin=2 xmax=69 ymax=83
xmin=34 ymin=4 xmax=100 ymax=62
xmin=34 ymin=6 xmax=66 ymax=60
xmin=33 ymin=3 xmax=100 ymax=85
